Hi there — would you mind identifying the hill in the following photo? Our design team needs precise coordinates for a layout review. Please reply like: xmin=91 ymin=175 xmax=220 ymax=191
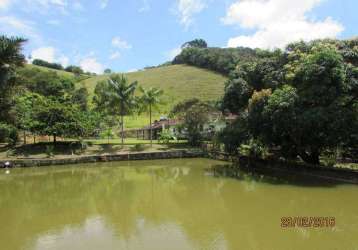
xmin=80 ymin=64 xmax=227 ymax=110
xmin=24 ymin=64 xmax=228 ymax=129
xmin=80 ymin=64 xmax=228 ymax=128
xmin=25 ymin=64 xmax=76 ymax=78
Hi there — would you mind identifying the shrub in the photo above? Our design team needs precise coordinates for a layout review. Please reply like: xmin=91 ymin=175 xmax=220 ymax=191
xmin=45 ymin=145 xmax=54 ymax=158
xmin=0 ymin=123 xmax=18 ymax=145
xmin=239 ymin=139 xmax=268 ymax=159
xmin=158 ymin=130 xmax=174 ymax=144
xmin=131 ymin=144 xmax=146 ymax=152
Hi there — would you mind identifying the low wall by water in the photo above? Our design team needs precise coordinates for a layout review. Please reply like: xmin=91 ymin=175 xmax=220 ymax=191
xmin=1 ymin=149 xmax=358 ymax=184
xmin=0 ymin=150 xmax=205 ymax=168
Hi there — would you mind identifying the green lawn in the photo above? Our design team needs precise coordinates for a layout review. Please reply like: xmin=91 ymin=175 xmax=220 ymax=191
xmin=0 ymin=140 xmax=191 ymax=160
xmin=84 ymin=138 xmax=187 ymax=145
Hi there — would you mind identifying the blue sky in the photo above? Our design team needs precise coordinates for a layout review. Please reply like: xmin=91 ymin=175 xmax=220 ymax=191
xmin=0 ymin=0 xmax=356 ymax=73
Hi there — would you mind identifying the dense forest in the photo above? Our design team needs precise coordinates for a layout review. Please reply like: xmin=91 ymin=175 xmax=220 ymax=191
xmin=173 ymin=38 xmax=358 ymax=164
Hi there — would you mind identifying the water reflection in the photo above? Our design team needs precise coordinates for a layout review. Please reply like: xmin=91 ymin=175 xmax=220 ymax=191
xmin=209 ymin=164 xmax=349 ymax=187
xmin=0 ymin=159 xmax=357 ymax=250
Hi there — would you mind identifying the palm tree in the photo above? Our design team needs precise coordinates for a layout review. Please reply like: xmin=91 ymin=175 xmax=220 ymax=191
xmin=107 ymin=75 xmax=138 ymax=147
xmin=139 ymin=86 xmax=164 ymax=146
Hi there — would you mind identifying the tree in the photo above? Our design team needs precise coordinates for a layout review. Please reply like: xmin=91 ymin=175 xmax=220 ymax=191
xmin=17 ymin=67 xmax=75 ymax=98
xmin=222 ymin=78 xmax=252 ymax=114
xmin=104 ymin=68 xmax=112 ymax=74
xmin=72 ymin=87 xmax=89 ymax=111
xmin=219 ymin=114 xmax=249 ymax=154
xmin=183 ymin=103 xmax=211 ymax=146
xmin=171 ymin=99 xmax=214 ymax=146
xmin=182 ymin=39 xmax=208 ymax=49
xmin=173 ymin=46 xmax=257 ymax=75
xmin=65 ymin=65 xmax=84 ymax=76
xmin=220 ymin=40 xmax=358 ymax=165
xmin=94 ymin=74 xmax=138 ymax=147
xmin=12 ymin=92 xmax=41 ymax=144
xmin=0 ymin=36 xmax=27 ymax=123
xmin=139 ymin=86 xmax=164 ymax=146
xmin=32 ymin=59 xmax=63 ymax=70
xmin=31 ymin=98 xmax=86 ymax=143
xmin=0 ymin=123 xmax=18 ymax=145
xmin=14 ymin=65 xmax=96 ymax=144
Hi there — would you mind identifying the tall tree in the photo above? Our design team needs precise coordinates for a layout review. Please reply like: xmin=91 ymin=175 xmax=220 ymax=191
xmin=139 ymin=86 xmax=164 ymax=146
xmin=0 ymin=36 xmax=26 ymax=123
xmin=94 ymin=75 xmax=138 ymax=147
xmin=171 ymin=99 xmax=215 ymax=146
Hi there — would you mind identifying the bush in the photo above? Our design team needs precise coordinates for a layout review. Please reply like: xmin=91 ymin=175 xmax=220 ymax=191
xmin=158 ymin=130 xmax=175 ymax=144
xmin=219 ymin=115 xmax=249 ymax=154
xmin=131 ymin=144 xmax=146 ymax=152
xmin=239 ymin=139 xmax=268 ymax=159
xmin=33 ymin=59 xmax=63 ymax=70
xmin=0 ymin=123 xmax=18 ymax=145
xmin=45 ymin=145 xmax=54 ymax=158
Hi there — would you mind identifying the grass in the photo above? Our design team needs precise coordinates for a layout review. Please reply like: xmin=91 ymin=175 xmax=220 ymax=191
xmin=84 ymin=138 xmax=187 ymax=145
xmin=80 ymin=64 xmax=228 ymax=128
xmin=26 ymin=64 xmax=75 ymax=78
xmin=0 ymin=140 xmax=191 ymax=160
xmin=80 ymin=65 xmax=227 ymax=107
xmin=25 ymin=64 xmax=92 ymax=82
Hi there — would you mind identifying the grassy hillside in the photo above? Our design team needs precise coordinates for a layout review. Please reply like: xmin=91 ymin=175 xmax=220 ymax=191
xmin=25 ymin=64 xmax=76 ymax=78
xmin=24 ymin=64 xmax=228 ymax=129
xmin=80 ymin=64 xmax=227 ymax=108
xmin=80 ymin=64 xmax=228 ymax=128
xmin=25 ymin=64 xmax=92 ymax=82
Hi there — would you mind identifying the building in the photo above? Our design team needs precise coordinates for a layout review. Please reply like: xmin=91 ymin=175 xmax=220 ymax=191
xmin=132 ymin=113 xmax=239 ymax=141
xmin=135 ymin=117 xmax=182 ymax=140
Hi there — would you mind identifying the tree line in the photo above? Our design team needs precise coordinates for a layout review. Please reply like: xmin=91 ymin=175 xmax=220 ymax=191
xmin=218 ymin=39 xmax=358 ymax=165
xmin=173 ymin=39 xmax=260 ymax=75
xmin=32 ymin=58 xmax=102 ymax=76
xmin=0 ymin=35 xmax=163 ymax=148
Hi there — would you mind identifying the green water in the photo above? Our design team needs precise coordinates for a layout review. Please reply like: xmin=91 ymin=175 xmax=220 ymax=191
xmin=0 ymin=158 xmax=357 ymax=250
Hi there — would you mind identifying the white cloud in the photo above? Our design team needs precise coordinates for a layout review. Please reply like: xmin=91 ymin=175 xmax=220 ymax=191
xmin=32 ymin=47 xmax=56 ymax=62
xmin=139 ymin=0 xmax=150 ymax=13
xmin=31 ymin=47 xmax=70 ymax=67
xmin=80 ymin=57 xmax=104 ymax=74
xmin=0 ymin=0 xmax=83 ymax=14
xmin=100 ymin=0 xmax=108 ymax=9
xmin=47 ymin=19 xmax=61 ymax=25
xmin=165 ymin=47 xmax=182 ymax=60
xmin=175 ymin=0 xmax=207 ymax=28
xmin=26 ymin=0 xmax=67 ymax=12
xmin=111 ymin=36 xmax=132 ymax=49
xmin=223 ymin=0 xmax=344 ymax=49
xmin=127 ymin=68 xmax=138 ymax=73
xmin=58 ymin=55 xmax=69 ymax=67
xmin=109 ymin=51 xmax=121 ymax=60
xmin=73 ymin=1 xmax=84 ymax=11
xmin=0 ymin=0 xmax=11 ymax=10
xmin=0 ymin=15 xmax=42 ymax=43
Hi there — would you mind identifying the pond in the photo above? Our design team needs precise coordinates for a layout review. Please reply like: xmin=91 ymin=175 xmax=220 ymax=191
xmin=0 ymin=158 xmax=357 ymax=250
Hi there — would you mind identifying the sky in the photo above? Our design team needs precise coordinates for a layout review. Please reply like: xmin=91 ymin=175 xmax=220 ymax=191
xmin=0 ymin=0 xmax=357 ymax=74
